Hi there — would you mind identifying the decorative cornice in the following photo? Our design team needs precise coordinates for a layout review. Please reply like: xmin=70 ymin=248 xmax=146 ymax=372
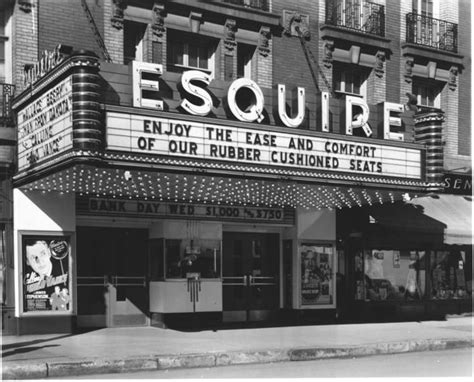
xmin=111 ymin=0 xmax=127 ymax=30
xmin=374 ymin=51 xmax=385 ymax=78
xmin=323 ymin=40 xmax=335 ymax=68
xmin=223 ymin=19 xmax=237 ymax=55
xmin=18 ymin=0 xmax=33 ymax=13
xmin=151 ymin=2 xmax=166 ymax=41
xmin=404 ymin=56 xmax=415 ymax=83
xmin=283 ymin=10 xmax=310 ymax=40
xmin=448 ymin=66 xmax=458 ymax=91
xmin=258 ymin=26 xmax=271 ymax=57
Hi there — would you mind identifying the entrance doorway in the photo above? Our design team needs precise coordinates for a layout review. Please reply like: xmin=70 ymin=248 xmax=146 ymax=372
xmin=76 ymin=227 xmax=149 ymax=328
xmin=222 ymin=232 xmax=279 ymax=322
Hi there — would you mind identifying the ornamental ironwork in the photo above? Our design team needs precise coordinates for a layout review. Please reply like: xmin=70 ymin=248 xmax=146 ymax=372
xmin=325 ymin=0 xmax=385 ymax=37
xmin=221 ymin=0 xmax=268 ymax=12
xmin=406 ymin=13 xmax=458 ymax=53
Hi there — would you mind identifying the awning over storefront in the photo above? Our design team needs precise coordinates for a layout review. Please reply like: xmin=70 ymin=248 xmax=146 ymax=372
xmin=409 ymin=194 xmax=472 ymax=245
xmin=367 ymin=194 xmax=472 ymax=246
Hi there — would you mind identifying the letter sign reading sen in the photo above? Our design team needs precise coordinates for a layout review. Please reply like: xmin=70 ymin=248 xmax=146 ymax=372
xmin=131 ymin=62 xmax=404 ymax=141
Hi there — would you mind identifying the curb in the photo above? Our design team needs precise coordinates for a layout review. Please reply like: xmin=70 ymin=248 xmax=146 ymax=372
xmin=2 ymin=338 xmax=473 ymax=380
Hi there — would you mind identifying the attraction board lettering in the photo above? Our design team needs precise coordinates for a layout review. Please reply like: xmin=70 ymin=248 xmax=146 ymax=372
xmin=107 ymin=113 xmax=421 ymax=179
xmin=17 ymin=77 xmax=73 ymax=171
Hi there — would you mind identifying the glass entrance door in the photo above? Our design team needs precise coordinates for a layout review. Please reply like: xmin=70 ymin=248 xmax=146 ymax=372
xmin=222 ymin=232 xmax=279 ymax=322
xmin=76 ymin=227 xmax=149 ymax=327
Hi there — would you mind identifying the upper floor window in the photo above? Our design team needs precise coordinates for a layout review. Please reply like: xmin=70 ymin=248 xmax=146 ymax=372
xmin=333 ymin=62 xmax=368 ymax=98
xmin=413 ymin=78 xmax=442 ymax=108
xmin=167 ymin=30 xmax=217 ymax=76
xmin=237 ymin=43 xmax=255 ymax=79
xmin=406 ymin=0 xmax=457 ymax=53
xmin=325 ymin=0 xmax=385 ymax=37
xmin=123 ymin=20 xmax=146 ymax=65
xmin=412 ymin=0 xmax=438 ymax=18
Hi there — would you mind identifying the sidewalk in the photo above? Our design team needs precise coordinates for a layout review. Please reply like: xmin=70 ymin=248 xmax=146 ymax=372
xmin=2 ymin=316 xmax=473 ymax=380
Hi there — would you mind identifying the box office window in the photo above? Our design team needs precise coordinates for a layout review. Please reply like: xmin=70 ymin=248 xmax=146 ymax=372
xmin=165 ymin=239 xmax=221 ymax=279
xmin=354 ymin=250 xmax=426 ymax=301
xmin=430 ymin=249 xmax=472 ymax=299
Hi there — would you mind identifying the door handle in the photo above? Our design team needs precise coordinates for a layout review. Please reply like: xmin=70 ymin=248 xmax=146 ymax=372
xmin=243 ymin=275 xmax=247 ymax=286
xmin=248 ymin=275 xmax=253 ymax=286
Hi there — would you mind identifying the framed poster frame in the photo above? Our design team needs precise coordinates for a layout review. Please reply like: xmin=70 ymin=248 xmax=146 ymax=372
xmin=297 ymin=240 xmax=337 ymax=309
xmin=17 ymin=230 xmax=76 ymax=317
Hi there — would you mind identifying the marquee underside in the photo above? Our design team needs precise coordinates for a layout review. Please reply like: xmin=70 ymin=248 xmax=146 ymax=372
xmin=18 ymin=164 xmax=419 ymax=210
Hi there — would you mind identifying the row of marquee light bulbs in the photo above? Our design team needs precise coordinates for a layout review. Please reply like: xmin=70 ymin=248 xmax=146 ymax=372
xmin=22 ymin=167 xmax=417 ymax=210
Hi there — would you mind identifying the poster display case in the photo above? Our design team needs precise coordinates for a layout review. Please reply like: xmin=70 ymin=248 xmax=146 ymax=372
xmin=297 ymin=242 xmax=337 ymax=309
xmin=18 ymin=231 xmax=75 ymax=316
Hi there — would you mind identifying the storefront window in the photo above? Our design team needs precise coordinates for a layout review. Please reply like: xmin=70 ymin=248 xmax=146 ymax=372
xmin=165 ymin=239 xmax=221 ymax=279
xmin=430 ymin=250 xmax=471 ymax=299
xmin=354 ymin=250 xmax=426 ymax=301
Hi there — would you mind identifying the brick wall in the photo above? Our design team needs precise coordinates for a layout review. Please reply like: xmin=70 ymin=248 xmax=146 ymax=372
xmin=256 ymin=39 xmax=272 ymax=88
xmin=103 ymin=0 xmax=123 ymax=63
xmin=441 ymin=83 xmax=459 ymax=162
xmin=399 ymin=0 xmax=412 ymax=104
xmin=440 ymin=0 xmax=458 ymax=23
xmin=272 ymin=0 xmax=320 ymax=130
xmin=317 ymin=0 xmax=332 ymax=98
xmin=38 ymin=0 xmax=104 ymax=57
xmin=385 ymin=0 xmax=401 ymax=103
xmin=366 ymin=70 xmax=386 ymax=105
xmin=457 ymin=0 xmax=471 ymax=158
xmin=13 ymin=0 xmax=38 ymax=92
xmin=272 ymin=1 xmax=320 ymax=92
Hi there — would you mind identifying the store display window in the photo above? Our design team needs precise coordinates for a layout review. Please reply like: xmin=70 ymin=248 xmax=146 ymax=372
xmin=430 ymin=250 xmax=471 ymax=299
xmin=165 ymin=239 xmax=221 ymax=279
xmin=354 ymin=250 xmax=426 ymax=301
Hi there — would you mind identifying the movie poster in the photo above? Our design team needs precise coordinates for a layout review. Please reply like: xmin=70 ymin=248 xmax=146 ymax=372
xmin=22 ymin=235 xmax=72 ymax=314
xmin=300 ymin=244 xmax=334 ymax=306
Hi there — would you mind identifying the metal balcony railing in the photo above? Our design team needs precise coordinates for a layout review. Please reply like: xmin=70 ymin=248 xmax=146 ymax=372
xmin=406 ymin=13 xmax=458 ymax=53
xmin=0 ymin=83 xmax=15 ymax=127
xmin=221 ymin=0 xmax=269 ymax=12
xmin=325 ymin=0 xmax=385 ymax=37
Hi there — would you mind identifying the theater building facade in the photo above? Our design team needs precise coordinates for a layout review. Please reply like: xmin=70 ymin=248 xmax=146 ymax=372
xmin=2 ymin=0 xmax=471 ymax=333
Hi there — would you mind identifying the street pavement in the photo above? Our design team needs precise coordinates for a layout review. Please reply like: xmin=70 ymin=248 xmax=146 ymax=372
xmin=1 ymin=315 xmax=473 ymax=380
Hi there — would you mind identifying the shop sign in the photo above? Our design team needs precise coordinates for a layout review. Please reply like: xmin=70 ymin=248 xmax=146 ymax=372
xmin=107 ymin=112 xmax=421 ymax=179
xmin=17 ymin=77 xmax=73 ymax=171
xmin=443 ymin=173 xmax=472 ymax=195
xmin=132 ymin=62 xmax=404 ymax=140
xmin=20 ymin=234 xmax=72 ymax=315
xmin=299 ymin=244 xmax=335 ymax=307
xmin=83 ymin=198 xmax=289 ymax=223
